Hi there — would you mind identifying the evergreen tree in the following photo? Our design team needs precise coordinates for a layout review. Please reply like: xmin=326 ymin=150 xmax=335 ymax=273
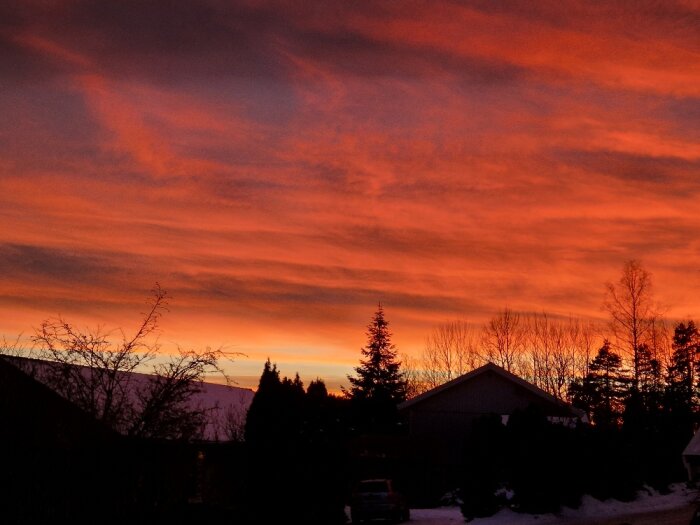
xmin=568 ymin=378 xmax=595 ymax=421
xmin=634 ymin=343 xmax=664 ymax=416
xmin=663 ymin=320 xmax=700 ymax=458
xmin=243 ymin=362 xmax=348 ymax=524
xmin=573 ymin=341 xmax=627 ymax=429
xmin=666 ymin=321 xmax=700 ymax=411
xmin=346 ymin=304 xmax=407 ymax=432
xmin=347 ymin=304 xmax=407 ymax=403
xmin=244 ymin=358 xmax=283 ymax=444
xmin=307 ymin=378 xmax=329 ymax=400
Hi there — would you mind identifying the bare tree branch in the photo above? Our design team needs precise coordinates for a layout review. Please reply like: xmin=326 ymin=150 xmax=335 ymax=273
xmin=603 ymin=260 xmax=659 ymax=389
xmin=23 ymin=284 xmax=240 ymax=440
xmin=421 ymin=320 xmax=481 ymax=389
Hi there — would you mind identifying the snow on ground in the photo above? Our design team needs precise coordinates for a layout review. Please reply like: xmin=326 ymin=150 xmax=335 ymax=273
xmin=409 ymin=506 xmax=465 ymax=523
xmin=407 ymin=483 xmax=698 ymax=524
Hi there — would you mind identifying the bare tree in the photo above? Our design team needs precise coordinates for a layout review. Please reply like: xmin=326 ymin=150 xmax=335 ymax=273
xmin=526 ymin=313 xmax=601 ymax=401
xmin=528 ymin=313 xmax=568 ymax=398
xmin=648 ymin=315 xmax=672 ymax=371
xmin=26 ymin=284 xmax=237 ymax=439
xmin=603 ymin=260 xmax=658 ymax=389
xmin=0 ymin=334 xmax=27 ymax=357
xmin=0 ymin=334 xmax=38 ymax=374
xmin=128 ymin=347 xmax=225 ymax=440
xmin=401 ymin=352 xmax=429 ymax=398
xmin=222 ymin=401 xmax=248 ymax=442
xmin=481 ymin=308 xmax=526 ymax=374
xmin=569 ymin=318 xmax=600 ymax=381
xmin=32 ymin=285 xmax=167 ymax=431
xmin=422 ymin=320 xmax=481 ymax=389
xmin=416 ymin=311 xmax=600 ymax=400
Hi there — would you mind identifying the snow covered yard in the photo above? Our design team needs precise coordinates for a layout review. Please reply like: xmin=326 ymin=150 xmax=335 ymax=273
xmin=405 ymin=483 xmax=698 ymax=524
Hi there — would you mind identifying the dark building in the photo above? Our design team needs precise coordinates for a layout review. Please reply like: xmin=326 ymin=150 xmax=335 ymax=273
xmin=398 ymin=362 xmax=585 ymax=499
xmin=0 ymin=356 xmax=127 ymax=522
xmin=0 ymin=356 xmax=248 ymax=523
xmin=0 ymin=355 xmax=117 ymax=447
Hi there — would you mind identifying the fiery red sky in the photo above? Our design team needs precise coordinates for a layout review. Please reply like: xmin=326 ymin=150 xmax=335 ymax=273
xmin=1 ymin=1 xmax=699 ymax=390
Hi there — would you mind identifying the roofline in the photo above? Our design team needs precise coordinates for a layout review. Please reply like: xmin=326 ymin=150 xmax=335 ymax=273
xmin=398 ymin=362 xmax=585 ymax=418
xmin=1 ymin=355 xmax=254 ymax=394
xmin=0 ymin=355 xmax=120 ymax=438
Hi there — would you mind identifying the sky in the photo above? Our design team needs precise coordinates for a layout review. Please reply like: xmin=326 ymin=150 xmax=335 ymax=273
xmin=1 ymin=0 xmax=699 ymax=391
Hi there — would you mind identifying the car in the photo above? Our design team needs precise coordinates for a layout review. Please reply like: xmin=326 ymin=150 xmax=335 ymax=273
xmin=350 ymin=479 xmax=410 ymax=523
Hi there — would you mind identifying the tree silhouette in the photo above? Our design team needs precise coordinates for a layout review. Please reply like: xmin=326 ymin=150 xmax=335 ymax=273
xmin=481 ymin=308 xmax=526 ymax=374
xmin=27 ymin=284 xmax=232 ymax=440
xmin=422 ymin=320 xmax=481 ymax=390
xmin=667 ymin=321 xmax=700 ymax=410
xmin=244 ymin=358 xmax=282 ymax=444
xmin=243 ymin=362 xmax=348 ymax=524
xmin=346 ymin=304 xmax=407 ymax=432
xmin=603 ymin=260 xmax=657 ymax=390
xmin=307 ymin=378 xmax=329 ymax=400
xmin=571 ymin=341 xmax=628 ymax=429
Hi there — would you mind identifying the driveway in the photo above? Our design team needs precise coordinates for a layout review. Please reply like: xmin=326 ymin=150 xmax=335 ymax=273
xmin=403 ymin=500 xmax=697 ymax=525
xmin=567 ymin=502 xmax=695 ymax=525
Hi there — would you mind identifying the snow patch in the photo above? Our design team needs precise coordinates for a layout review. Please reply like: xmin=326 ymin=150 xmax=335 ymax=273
xmin=406 ymin=483 xmax=697 ymax=524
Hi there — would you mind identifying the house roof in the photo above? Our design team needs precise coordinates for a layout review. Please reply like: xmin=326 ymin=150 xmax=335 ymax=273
xmin=398 ymin=361 xmax=585 ymax=418
xmin=0 ymin=356 xmax=117 ymax=446
xmin=3 ymin=355 xmax=254 ymax=441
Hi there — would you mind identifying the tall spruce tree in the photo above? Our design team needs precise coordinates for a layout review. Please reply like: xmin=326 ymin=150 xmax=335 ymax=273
xmin=667 ymin=320 xmax=700 ymax=411
xmin=571 ymin=341 xmax=628 ymax=429
xmin=657 ymin=320 xmax=700 ymax=484
xmin=346 ymin=304 xmax=407 ymax=432
xmin=244 ymin=358 xmax=283 ymax=444
xmin=635 ymin=343 xmax=664 ymax=414
xmin=243 ymin=361 xmax=348 ymax=524
xmin=622 ymin=344 xmax=663 ymax=438
xmin=245 ymin=360 xmax=309 ymax=445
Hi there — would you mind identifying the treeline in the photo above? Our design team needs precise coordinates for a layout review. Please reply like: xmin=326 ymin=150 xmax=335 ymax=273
xmin=452 ymin=260 xmax=700 ymax=519
xmin=410 ymin=311 xmax=599 ymax=401
xmin=458 ymin=323 xmax=696 ymax=518
xmin=241 ymin=305 xmax=407 ymax=524
xmin=4 ymin=261 xmax=697 ymax=522
xmin=242 ymin=360 xmax=350 ymax=524
xmin=1 ymin=291 xmax=407 ymax=524
xmin=411 ymin=261 xmax=698 ymax=422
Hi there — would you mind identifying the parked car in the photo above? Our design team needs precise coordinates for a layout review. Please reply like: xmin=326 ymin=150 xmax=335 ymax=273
xmin=350 ymin=479 xmax=410 ymax=523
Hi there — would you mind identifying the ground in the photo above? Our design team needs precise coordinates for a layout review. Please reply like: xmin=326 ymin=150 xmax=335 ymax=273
xmin=349 ymin=483 xmax=699 ymax=524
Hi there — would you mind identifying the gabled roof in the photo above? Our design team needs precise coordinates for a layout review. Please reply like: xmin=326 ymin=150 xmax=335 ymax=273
xmin=398 ymin=361 xmax=585 ymax=418
xmin=0 ymin=356 xmax=117 ymax=446
xmin=3 ymin=355 xmax=254 ymax=441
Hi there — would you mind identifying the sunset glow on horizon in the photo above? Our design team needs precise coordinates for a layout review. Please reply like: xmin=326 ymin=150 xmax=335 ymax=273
xmin=1 ymin=1 xmax=699 ymax=391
